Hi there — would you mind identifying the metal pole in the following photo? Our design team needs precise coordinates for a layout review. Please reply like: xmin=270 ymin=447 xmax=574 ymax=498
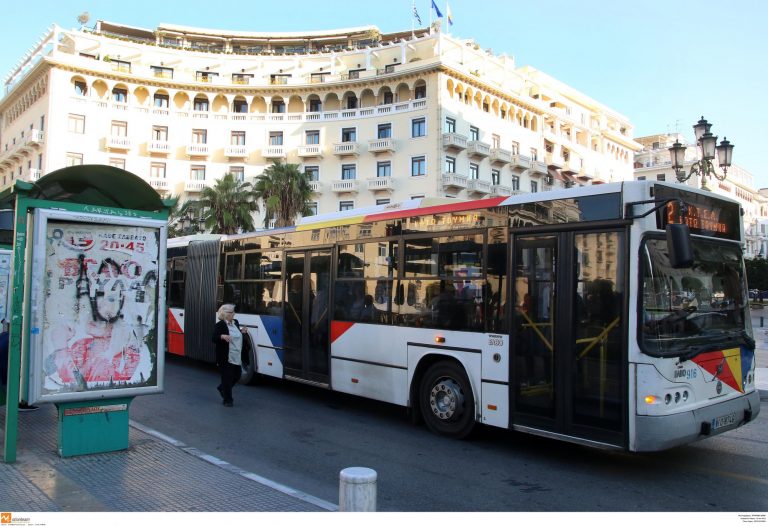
xmin=339 ymin=467 xmax=377 ymax=512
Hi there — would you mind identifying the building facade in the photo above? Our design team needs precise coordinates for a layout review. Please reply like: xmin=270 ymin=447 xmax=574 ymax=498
xmin=634 ymin=133 xmax=768 ymax=259
xmin=1 ymin=20 xmax=640 ymax=226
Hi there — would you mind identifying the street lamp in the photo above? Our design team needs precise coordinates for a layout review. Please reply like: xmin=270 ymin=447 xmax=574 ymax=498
xmin=669 ymin=116 xmax=734 ymax=190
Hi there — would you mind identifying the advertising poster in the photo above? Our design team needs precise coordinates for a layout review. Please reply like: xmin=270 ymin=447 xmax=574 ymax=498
xmin=29 ymin=212 xmax=166 ymax=402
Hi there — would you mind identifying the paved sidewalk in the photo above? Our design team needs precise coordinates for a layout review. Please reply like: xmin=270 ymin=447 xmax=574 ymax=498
xmin=0 ymin=404 xmax=335 ymax=512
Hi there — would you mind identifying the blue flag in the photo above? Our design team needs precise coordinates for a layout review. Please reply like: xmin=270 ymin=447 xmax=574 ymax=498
xmin=431 ymin=0 xmax=443 ymax=18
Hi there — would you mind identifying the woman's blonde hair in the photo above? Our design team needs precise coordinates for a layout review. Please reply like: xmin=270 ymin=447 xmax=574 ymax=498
xmin=217 ymin=303 xmax=236 ymax=320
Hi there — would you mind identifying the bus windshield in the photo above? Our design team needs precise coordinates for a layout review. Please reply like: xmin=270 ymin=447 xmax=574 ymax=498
xmin=639 ymin=236 xmax=753 ymax=358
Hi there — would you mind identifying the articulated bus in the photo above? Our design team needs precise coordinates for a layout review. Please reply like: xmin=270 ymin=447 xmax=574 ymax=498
xmin=166 ymin=181 xmax=760 ymax=451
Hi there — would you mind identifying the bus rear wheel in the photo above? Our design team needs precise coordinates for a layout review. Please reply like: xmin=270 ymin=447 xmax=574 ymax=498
xmin=419 ymin=361 xmax=475 ymax=439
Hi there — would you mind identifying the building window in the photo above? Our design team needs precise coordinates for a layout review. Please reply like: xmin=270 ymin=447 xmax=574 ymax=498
xmin=151 ymin=66 xmax=173 ymax=79
xmin=193 ymin=97 xmax=209 ymax=111
xmin=233 ymin=100 xmax=248 ymax=113
xmin=269 ymin=132 xmax=283 ymax=145
xmin=531 ymin=181 xmax=538 ymax=193
xmin=307 ymin=202 xmax=318 ymax=216
xmin=305 ymin=130 xmax=320 ymax=144
xmin=637 ymin=176 xmax=646 ymax=181
xmin=492 ymin=169 xmax=500 ymax=185
xmin=229 ymin=166 xmax=245 ymax=181
xmin=191 ymin=165 xmax=206 ymax=181
xmin=309 ymin=99 xmax=322 ymax=112
xmin=511 ymin=141 xmax=520 ymax=155
xmin=74 ymin=81 xmax=87 ymax=96
xmin=341 ymin=128 xmax=356 ymax=142
xmin=150 ymin=162 xmax=166 ymax=179
xmin=376 ymin=198 xmax=391 ymax=206
xmin=153 ymin=94 xmax=169 ymax=108
xmin=377 ymin=161 xmax=391 ymax=178
xmin=66 ymin=153 xmax=83 ymax=166
xmin=152 ymin=126 xmax=168 ymax=141
xmin=192 ymin=129 xmax=207 ymax=144
xmin=445 ymin=117 xmax=456 ymax=133
xmin=112 ymin=88 xmax=128 ymax=103
xmin=111 ymin=121 xmax=127 ymax=137
xmin=109 ymin=158 xmax=125 ymax=169
xmin=339 ymin=201 xmax=354 ymax=211
xmin=469 ymin=163 xmax=479 ymax=180
xmin=232 ymin=73 xmax=253 ymax=85
xmin=231 ymin=131 xmax=245 ymax=145
xmin=271 ymin=100 xmax=286 ymax=113
xmin=492 ymin=134 xmax=500 ymax=148
xmin=469 ymin=126 xmax=479 ymax=141
xmin=67 ymin=114 xmax=85 ymax=134
xmin=111 ymin=59 xmax=131 ymax=73
xmin=512 ymin=176 xmax=520 ymax=191
xmin=530 ymin=148 xmax=538 ymax=161
xmin=383 ymin=91 xmax=394 ymax=105
xmin=445 ymin=156 xmax=456 ymax=173
xmin=305 ymin=166 xmax=319 ymax=181
xmin=378 ymin=123 xmax=392 ymax=139
xmin=411 ymin=156 xmax=426 ymax=177
xmin=346 ymin=95 xmax=358 ymax=109
xmin=196 ymin=71 xmax=219 ymax=83
xmin=341 ymin=164 xmax=356 ymax=180
xmin=414 ymin=84 xmax=426 ymax=99
xmin=270 ymin=74 xmax=290 ymax=85
xmin=411 ymin=118 xmax=426 ymax=138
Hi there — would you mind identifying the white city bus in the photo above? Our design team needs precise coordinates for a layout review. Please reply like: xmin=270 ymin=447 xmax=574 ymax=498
xmin=166 ymin=181 xmax=760 ymax=451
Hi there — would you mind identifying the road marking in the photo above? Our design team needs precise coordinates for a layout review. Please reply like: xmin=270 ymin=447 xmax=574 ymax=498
xmin=129 ymin=420 xmax=338 ymax=511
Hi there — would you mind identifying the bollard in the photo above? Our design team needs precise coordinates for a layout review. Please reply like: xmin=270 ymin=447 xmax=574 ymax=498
xmin=339 ymin=467 xmax=377 ymax=512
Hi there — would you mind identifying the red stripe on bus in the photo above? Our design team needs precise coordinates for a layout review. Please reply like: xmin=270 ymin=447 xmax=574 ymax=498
xmin=331 ymin=321 xmax=355 ymax=344
xmin=363 ymin=196 xmax=507 ymax=223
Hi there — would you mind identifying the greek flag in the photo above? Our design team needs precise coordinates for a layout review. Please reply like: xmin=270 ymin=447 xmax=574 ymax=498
xmin=447 ymin=3 xmax=454 ymax=25
xmin=431 ymin=0 xmax=443 ymax=18
xmin=413 ymin=4 xmax=422 ymax=25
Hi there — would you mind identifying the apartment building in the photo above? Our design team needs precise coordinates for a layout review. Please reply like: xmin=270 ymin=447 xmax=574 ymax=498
xmin=0 ymin=20 xmax=640 ymax=225
xmin=634 ymin=133 xmax=768 ymax=258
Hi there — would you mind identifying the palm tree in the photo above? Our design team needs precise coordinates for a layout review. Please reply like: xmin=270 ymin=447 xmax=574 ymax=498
xmin=167 ymin=198 xmax=207 ymax=238
xmin=200 ymin=173 xmax=258 ymax=234
xmin=252 ymin=161 xmax=314 ymax=228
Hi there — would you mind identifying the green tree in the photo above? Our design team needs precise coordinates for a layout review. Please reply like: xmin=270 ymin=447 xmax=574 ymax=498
xmin=745 ymin=256 xmax=768 ymax=292
xmin=167 ymin=198 xmax=207 ymax=238
xmin=252 ymin=161 xmax=314 ymax=228
xmin=200 ymin=173 xmax=258 ymax=234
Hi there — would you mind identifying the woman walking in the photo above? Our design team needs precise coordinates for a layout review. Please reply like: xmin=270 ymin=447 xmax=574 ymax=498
xmin=212 ymin=304 xmax=248 ymax=407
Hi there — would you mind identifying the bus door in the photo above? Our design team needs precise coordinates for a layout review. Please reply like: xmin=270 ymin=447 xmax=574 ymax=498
xmin=283 ymin=249 xmax=331 ymax=384
xmin=511 ymin=231 xmax=625 ymax=446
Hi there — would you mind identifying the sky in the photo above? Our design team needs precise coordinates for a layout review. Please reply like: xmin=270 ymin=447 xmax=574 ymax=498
xmin=1 ymin=0 xmax=765 ymax=186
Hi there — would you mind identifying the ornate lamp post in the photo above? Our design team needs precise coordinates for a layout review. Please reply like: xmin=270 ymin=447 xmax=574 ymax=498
xmin=669 ymin=116 xmax=734 ymax=190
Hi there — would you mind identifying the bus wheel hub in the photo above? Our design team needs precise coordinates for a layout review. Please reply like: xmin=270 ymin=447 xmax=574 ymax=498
xmin=430 ymin=378 xmax=463 ymax=420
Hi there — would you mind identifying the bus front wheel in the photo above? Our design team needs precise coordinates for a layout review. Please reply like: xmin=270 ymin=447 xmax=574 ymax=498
xmin=419 ymin=361 xmax=476 ymax=439
xmin=239 ymin=335 xmax=259 ymax=385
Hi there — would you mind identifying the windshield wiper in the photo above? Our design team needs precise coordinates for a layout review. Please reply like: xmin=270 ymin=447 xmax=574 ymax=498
xmin=676 ymin=330 xmax=755 ymax=361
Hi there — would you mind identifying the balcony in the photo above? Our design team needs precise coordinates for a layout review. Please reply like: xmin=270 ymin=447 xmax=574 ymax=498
xmin=184 ymin=180 xmax=208 ymax=192
xmin=331 ymin=179 xmax=360 ymax=193
xmin=546 ymin=153 xmax=564 ymax=169
xmin=262 ymin=145 xmax=286 ymax=159
xmin=510 ymin=154 xmax=531 ymax=173
xmin=368 ymin=138 xmax=396 ymax=154
xmin=148 ymin=140 xmax=170 ymax=154
xmin=225 ymin=145 xmax=249 ymax=158
xmin=530 ymin=160 xmax=548 ymax=176
xmin=489 ymin=184 xmax=513 ymax=197
xmin=28 ymin=168 xmax=43 ymax=181
xmin=149 ymin=178 xmax=170 ymax=191
xmin=19 ymin=129 xmax=45 ymax=153
xmin=298 ymin=145 xmax=324 ymax=158
xmin=106 ymin=136 xmax=131 ymax=151
xmin=333 ymin=142 xmax=360 ymax=157
xmin=466 ymin=141 xmax=491 ymax=158
xmin=366 ymin=177 xmax=395 ymax=192
xmin=489 ymin=148 xmax=511 ymax=165
xmin=562 ymin=157 xmax=581 ymax=175
xmin=441 ymin=173 xmax=468 ymax=190
xmin=442 ymin=133 xmax=468 ymax=151
xmin=186 ymin=144 xmax=210 ymax=157
xmin=467 ymin=179 xmax=491 ymax=196
xmin=308 ymin=181 xmax=322 ymax=194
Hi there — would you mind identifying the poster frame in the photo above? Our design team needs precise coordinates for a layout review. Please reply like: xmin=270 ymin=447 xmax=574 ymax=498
xmin=27 ymin=208 xmax=167 ymax=403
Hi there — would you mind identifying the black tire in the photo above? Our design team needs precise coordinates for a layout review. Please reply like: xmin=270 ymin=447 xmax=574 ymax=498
xmin=238 ymin=334 xmax=259 ymax=385
xmin=419 ymin=361 xmax=476 ymax=439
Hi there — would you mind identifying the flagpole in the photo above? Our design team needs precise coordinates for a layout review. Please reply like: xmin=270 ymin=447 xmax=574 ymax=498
xmin=411 ymin=0 xmax=415 ymax=37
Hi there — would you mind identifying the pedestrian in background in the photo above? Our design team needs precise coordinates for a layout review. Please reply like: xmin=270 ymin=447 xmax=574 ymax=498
xmin=212 ymin=304 xmax=247 ymax=407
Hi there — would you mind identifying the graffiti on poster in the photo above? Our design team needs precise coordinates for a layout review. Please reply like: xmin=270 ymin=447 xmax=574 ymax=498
xmin=40 ymin=222 xmax=160 ymax=394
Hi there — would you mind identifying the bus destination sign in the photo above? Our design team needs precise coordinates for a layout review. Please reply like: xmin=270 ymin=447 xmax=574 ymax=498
xmin=655 ymin=185 xmax=740 ymax=241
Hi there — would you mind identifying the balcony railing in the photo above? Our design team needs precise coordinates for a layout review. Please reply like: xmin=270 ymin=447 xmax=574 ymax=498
xmin=368 ymin=138 xmax=396 ymax=153
xmin=366 ymin=177 xmax=394 ymax=191
xmin=467 ymin=179 xmax=491 ymax=195
xmin=442 ymin=133 xmax=468 ymax=150
xmin=332 ymin=179 xmax=360 ymax=193
xmin=298 ymin=145 xmax=323 ymax=158
xmin=308 ymin=181 xmax=322 ymax=193
xmin=489 ymin=184 xmax=513 ymax=197
xmin=186 ymin=144 xmax=210 ymax=157
xmin=106 ymin=136 xmax=131 ymax=150
xmin=148 ymin=140 xmax=170 ymax=154
xmin=262 ymin=145 xmax=286 ymax=158
xmin=510 ymin=154 xmax=531 ymax=172
xmin=530 ymin=160 xmax=548 ymax=175
xmin=225 ymin=145 xmax=249 ymax=158
xmin=489 ymin=148 xmax=511 ymax=165
xmin=562 ymin=157 xmax=581 ymax=175
xmin=149 ymin=178 xmax=169 ymax=191
xmin=28 ymin=168 xmax=43 ymax=181
xmin=441 ymin=173 xmax=468 ymax=190
xmin=184 ymin=180 xmax=208 ymax=192
xmin=546 ymin=153 xmax=564 ymax=169
xmin=466 ymin=140 xmax=491 ymax=158
xmin=333 ymin=142 xmax=360 ymax=156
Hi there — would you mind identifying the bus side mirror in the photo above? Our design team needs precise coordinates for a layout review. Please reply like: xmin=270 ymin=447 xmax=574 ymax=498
xmin=666 ymin=223 xmax=694 ymax=268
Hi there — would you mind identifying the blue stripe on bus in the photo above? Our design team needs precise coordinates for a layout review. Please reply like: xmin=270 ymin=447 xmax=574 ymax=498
xmin=260 ymin=315 xmax=283 ymax=348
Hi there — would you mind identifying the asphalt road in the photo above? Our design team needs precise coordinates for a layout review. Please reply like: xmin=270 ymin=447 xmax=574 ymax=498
xmin=130 ymin=356 xmax=768 ymax=512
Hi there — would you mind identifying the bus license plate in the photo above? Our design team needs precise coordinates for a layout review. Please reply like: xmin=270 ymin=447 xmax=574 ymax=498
xmin=711 ymin=412 xmax=738 ymax=430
